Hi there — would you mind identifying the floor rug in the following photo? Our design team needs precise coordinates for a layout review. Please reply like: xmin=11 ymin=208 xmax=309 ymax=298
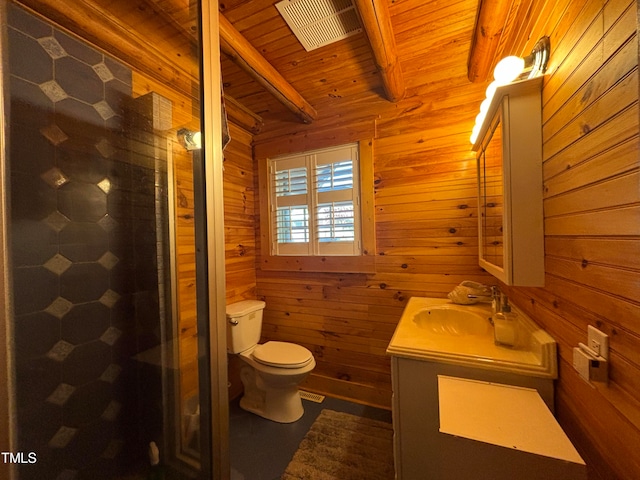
xmin=281 ymin=409 xmax=395 ymax=480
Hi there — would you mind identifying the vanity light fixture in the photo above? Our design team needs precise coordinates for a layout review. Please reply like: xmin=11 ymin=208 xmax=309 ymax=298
xmin=470 ymin=36 xmax=550 ymax=144
xmin=177 ymin=128 xmax=202 ymax=151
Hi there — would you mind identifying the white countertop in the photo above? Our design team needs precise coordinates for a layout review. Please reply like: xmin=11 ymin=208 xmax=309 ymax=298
xmin=386 ymin=297 xmax=557 ymax=378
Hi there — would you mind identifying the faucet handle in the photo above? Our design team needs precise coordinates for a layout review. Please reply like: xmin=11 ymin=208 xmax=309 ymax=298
xmin=500 ymin=294 xmax=510 ymax=312
xmin=489 ymin=286 xmax=502 ymax=315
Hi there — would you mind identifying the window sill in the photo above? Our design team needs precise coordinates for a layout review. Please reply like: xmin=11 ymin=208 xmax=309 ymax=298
xmin=259 ymin=254 xmax=376 ymax=274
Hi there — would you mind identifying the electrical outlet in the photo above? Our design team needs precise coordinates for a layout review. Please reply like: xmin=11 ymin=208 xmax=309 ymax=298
xmin=588 ymin=325 xmax=609 ymax=360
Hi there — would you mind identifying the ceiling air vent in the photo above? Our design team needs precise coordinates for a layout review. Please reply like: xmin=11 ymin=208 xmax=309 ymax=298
xmin=276 ymin=0 xmax=363 ymax=52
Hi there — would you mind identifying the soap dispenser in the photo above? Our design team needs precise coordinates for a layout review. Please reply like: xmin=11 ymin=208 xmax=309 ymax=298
xmin=493 ymin=298 xmax=517 ymax=347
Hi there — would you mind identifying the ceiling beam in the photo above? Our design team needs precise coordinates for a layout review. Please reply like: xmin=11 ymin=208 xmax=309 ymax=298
xmin=467 ymin=0 xmax=512 ymax=83
xmin=218 ymin=14 xmax=317 ymax=124
xmin=353 ymin=0 xmax=405 ymax=103
xmin=224 ymin=95 xmax=263 ymax=134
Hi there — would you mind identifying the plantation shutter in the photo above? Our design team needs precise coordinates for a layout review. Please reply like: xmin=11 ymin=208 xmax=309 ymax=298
xmin=314 ymin=144 xmax=360 ymax=255
xmin=270 ymin=155 xmax=311 ymax=255
xmin=268 ymin=143 xmax=361 ymax=256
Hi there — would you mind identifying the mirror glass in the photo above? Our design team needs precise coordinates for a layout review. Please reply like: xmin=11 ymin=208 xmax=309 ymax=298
xmin=478 ymin=114 xmax=504 ymax=269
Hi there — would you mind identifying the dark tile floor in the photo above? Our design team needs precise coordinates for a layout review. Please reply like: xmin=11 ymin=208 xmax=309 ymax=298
xmin=229 ymin=393 xmax=392 ymax=480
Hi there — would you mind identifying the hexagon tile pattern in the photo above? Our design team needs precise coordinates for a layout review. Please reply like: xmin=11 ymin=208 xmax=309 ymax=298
xmin=6 ymin=4 xmax=171 ymax=479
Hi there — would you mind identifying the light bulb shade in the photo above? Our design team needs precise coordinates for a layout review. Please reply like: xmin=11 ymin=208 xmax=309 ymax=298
xmin=494 ymin=56 xmax=525 ymax=84
xmin=177 ymin=128 xmax=202 ymax=151
xmin=485 ymin=81 xmax=499 ymax=101
xmin=470 ymin=125 xmax=481 ymax=145
xmin=480 ymin=98 xmax=491 ymax=115
xmin=192 ymin=131 xmax=202 ymax=149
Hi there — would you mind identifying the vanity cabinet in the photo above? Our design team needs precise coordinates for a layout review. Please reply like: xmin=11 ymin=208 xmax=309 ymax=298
xmin=473 ymin=77 xmax=544 ymax=286
xmin=387 ymin=297 xmax=564 ymax=479
xmin=390 ymin=356 xmax=555 ymax=479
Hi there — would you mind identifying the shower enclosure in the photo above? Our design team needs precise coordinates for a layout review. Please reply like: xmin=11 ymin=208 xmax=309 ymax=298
xmin=0 ymin=1 xmax=228 ymax=478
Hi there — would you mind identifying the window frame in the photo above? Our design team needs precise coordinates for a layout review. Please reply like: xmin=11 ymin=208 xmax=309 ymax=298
xmin=258 ymin=139 xmax=376 ymax=273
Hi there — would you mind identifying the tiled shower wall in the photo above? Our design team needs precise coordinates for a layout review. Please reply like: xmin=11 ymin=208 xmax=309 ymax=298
xmin=7 ymin=4 xmax=169 ymax=479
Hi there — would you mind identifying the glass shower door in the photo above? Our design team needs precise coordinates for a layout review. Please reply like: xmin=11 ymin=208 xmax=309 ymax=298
xmin=0 ymin=1 xmax=227 ymax=478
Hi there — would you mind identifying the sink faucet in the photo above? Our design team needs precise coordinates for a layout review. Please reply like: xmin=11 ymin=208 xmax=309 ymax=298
xmin=466 ymin=284 xmax=497 ymax=300
xmin=467 ymin=285 xmax=502 ymax=316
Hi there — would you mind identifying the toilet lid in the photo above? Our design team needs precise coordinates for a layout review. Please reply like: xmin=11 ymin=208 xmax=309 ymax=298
xmin=252 ymin=341 xmax=313 ymax=368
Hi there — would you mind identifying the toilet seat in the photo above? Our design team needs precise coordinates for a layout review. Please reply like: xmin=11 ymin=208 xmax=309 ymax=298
xmin=252 ymin=341 xmax=313 ymax=369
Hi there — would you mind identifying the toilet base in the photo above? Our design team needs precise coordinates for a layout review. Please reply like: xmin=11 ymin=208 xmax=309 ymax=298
xmin=239 ymin=364 xmax=305 ymax=423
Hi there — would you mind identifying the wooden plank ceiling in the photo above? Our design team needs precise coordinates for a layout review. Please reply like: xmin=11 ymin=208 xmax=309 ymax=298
xmin=217 ymin=0 xmax=542 ymax=133
xmin=15 ymin=0 xmax=540 ymax=135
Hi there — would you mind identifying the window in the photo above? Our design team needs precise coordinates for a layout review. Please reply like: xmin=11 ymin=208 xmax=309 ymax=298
xmin=258 ymin=140 xmax=375 ymax=273
xmin=269 ymin=143 xmax=361 ymax=255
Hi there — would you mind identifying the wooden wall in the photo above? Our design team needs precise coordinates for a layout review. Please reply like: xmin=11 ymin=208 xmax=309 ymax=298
xmin=252 ymin=0 xmax=639 ymax=479
xmin=252 ymin=9 xmax=494 ymax=408
xmin=503 ymin=0 xmax=640 ymax=479
xmin=11 ymin=0 xmax=637 ymax=477
xmin=224 ymin=123 xmax=258 ymax=305
xmin=222 ymin=122 xmax=259 ymax=399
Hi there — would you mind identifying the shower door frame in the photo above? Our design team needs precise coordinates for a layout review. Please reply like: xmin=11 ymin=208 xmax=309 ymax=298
xmin=0 ymin=3 xmax=16 ymax=479
xmin=198 ymin=1 xmax=231 ymax=478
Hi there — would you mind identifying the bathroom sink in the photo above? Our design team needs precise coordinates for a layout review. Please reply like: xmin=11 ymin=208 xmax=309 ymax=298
xmin=387 ymin=297 xmax=557 ymax=379
xmin=412 ymin=306 xmax=491 ymax=336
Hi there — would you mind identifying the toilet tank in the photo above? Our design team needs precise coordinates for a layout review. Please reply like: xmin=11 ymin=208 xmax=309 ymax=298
xmin=226 ymin=300 xmax=266 ymax=354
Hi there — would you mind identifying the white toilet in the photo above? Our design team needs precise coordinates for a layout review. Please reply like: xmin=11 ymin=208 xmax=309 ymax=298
xmin=226 ymin=299 xmax=316 ymax=423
